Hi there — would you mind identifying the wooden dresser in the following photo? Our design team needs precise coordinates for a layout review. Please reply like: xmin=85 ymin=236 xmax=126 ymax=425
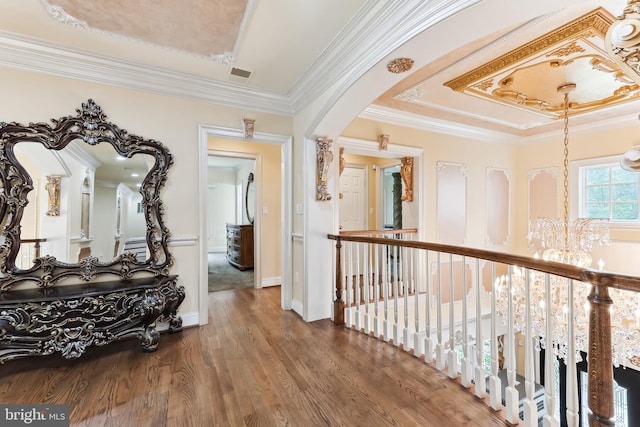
xmin=226 ymin=224 xmax=254 ymax=270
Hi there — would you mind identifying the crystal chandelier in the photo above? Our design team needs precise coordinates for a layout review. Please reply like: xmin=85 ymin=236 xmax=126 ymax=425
xmin=527 ymin=84 xmax=610 ymax=267
xmin=494 ymin=85 xmax=640 ymax=368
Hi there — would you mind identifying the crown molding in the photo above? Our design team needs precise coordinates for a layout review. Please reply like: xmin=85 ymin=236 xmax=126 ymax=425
xmin=337 ymin=135 xmax=423 ymax=158
xmin=289 ymin=0 xmax=481 ymax=115
xmin=63 ymin=141 xmax=102 ymax=170
xmin=360 ymin=104 xmax=514 ymax=143
xmin=0 ymin=1 xmax=480 ymax=123
xmin=0 ymin=30 xmax=293 ymax=116
xmin=41 ymin=0 xmax=251 ymax=64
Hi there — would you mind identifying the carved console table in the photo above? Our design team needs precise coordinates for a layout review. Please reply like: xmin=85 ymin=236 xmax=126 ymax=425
xmin=0 ymin=275 xmax=184 ymax=363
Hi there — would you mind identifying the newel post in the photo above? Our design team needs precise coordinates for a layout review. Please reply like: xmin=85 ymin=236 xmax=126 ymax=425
xmin=587 ymin=283 xmax=615 ymax=426
xmin=334 ymin=237 xmax=344 ymax=325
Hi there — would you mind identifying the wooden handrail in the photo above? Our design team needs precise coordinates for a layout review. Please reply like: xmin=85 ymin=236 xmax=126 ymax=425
xmin=328 ymin=232 xmax=624 ymax=426
xmin=19 ymin=239 xmax=48 ymax=243
xmin=328 ymin=233 xmax=640 ymax=293
xmin=19 ymin=238 xmax=47 ymax=259
xmin=339 ymin=228 xmax=418 ymax=236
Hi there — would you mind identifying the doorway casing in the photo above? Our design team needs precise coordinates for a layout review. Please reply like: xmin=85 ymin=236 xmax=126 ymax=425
xmin=336 ymin=136 xmax=424 ymax=240
xmin=198 ymin=125 xmax=292 ymax=325
xmin=208 ymin=151 xmax=260 ymax=288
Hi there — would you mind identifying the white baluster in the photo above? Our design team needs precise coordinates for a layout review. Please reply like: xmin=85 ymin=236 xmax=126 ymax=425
xmin=543 ymin=273 xmax=559 ymax=427
xmin=489 ymin=262 xmax=502 ymax=411
xmin=424 ymin=251 xmax=435 ymax=364
xmin=565 ymin=279 xmax=579 ymax=427
xmin=504 ymin=266 xmax=519 ymax=424
xmin=474 ymin=258 xmax=486 ymax=398
xmin=402 ymin=246 xmax=410 ymax=350
xmin=354 ymin=242 xmax=362 ymax=331
xmin=447 ymin=254 xmax=458 ymax=379
xmin=393 ymin=245 xmax=401 ymax=346
xmin=435 ymin=252 xmax=446 ymax=370
xmin=363 ymin=243 xmax=371 ymax=335
xmin=413 ymin=247 xmax=422 ymax=357
xmin=346 ymin=241 xmax=353 ymax=328
xmin=460 ymin=256 xmax=472 ymax=387
xmin=373 ymin=244 xmax=381 ymax=338
xmin=523 ymin=269 xmax=538 ymax=426
xmin=383 ymin=244 xmax=391 ymax=342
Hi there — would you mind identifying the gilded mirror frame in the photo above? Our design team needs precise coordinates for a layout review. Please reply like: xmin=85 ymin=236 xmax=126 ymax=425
xmin=0 ymin=99 xmax=174 ymax=290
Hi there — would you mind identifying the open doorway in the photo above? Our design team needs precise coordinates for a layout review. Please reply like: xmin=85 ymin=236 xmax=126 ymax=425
xmin=198 ymin=125 xmax=292 ymax=325
xmin=381 ymin=164 xmax=401 ymax=229
xmin=207 ymin=155 xmax=255 ymax=292
xmin=336 ymin=137 xmax=424 ymax=237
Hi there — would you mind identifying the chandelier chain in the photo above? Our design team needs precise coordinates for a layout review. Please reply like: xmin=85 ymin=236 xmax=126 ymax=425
xmin=562 ymin=91 xmax=570 ymax=252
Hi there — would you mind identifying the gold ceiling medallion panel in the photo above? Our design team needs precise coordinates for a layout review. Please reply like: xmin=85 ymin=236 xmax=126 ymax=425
xmin=606 ymin=1 xmax=640 ymax=88
xmin=443 ymin=8 xmax=640 ymax=119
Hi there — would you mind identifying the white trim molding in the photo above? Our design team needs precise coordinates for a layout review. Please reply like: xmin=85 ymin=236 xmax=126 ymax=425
xmin=261 ymin=276 xmax=281 ymax=287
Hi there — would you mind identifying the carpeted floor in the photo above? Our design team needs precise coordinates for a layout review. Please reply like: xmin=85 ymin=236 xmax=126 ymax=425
xmin=208 ymin=252 xmax=254 ymax=292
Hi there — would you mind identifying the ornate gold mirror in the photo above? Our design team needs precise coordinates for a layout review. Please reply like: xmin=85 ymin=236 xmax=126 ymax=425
xmin=0 ymin=99 xmax=174 ymax=290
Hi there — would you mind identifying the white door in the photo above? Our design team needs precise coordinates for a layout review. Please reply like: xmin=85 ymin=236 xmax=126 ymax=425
xmin=339 ymin=166 xmax=367 ymax=231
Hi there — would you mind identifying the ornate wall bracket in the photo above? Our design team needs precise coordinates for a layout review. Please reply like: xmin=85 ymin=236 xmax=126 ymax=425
xmin=400 ymin=156 xmax=414 ymax=202
xmin=45 ymin=175 xmax=61 ymax=216
xmin=243 ymin=118 xmax=255 ymax=139
xmin=378 ymin=134 xmax=389 ymax=151
xmin=316 ymin=137 xmax=333 ymax=201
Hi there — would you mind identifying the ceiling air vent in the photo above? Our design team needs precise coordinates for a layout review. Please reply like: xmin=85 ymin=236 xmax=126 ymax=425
xmin=230 ymin=67 xmax=252 ymax=79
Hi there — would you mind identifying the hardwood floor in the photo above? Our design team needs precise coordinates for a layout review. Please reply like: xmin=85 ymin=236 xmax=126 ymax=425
xmin=0 ymin=288 xmax=511 ymax=426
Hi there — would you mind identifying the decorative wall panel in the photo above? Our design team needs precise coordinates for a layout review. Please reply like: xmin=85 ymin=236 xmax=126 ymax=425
xmin=486 ymin=167 xmax=510 ymax=247
xmin=437 ymin=161 xmax=467 ymax=245
xmin=528 ymin=167 xmax=559 ymax=254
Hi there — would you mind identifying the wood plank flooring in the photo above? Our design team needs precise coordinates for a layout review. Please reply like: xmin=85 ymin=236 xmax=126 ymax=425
xmin=0 ymin=288 xmax=512 ymax=426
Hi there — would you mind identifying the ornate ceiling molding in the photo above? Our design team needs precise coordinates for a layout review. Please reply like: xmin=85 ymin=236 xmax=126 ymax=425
xmin=444 ymin=8 xmax=614 ymax=91
xmin=0 ymin=30 xmax=293 ymax=115
xmin=294 ymin=0 xmax=481 ymax=121
xmin=606 ymin=1 xmax=640 ymax=88
xmin=442 ymin=8 xmax=640 ymax=120
xmin=42 ymin=0 xmax=241 ymax=64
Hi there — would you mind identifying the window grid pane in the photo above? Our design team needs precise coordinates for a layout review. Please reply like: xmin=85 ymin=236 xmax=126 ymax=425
xmin=581 ymin=163 xmax=640 ymax=223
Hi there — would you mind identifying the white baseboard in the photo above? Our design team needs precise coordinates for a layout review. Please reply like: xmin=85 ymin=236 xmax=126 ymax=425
xmin=208 ymin=247 xmax=226 ymax=253
xmin=261 ymin=276 xmax=281 ymax=287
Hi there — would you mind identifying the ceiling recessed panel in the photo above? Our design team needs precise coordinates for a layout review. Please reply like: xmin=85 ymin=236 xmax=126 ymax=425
xmin=47 ymin=0 xmax=248 ymax=59
xmin=372 ymin=2 xmax=640 ymax=138
xmin=441 ymin=8 xmax=638 ymax=119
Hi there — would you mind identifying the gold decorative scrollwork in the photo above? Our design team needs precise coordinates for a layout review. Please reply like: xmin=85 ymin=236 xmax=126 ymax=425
xmin=400 ymin=157 xmax=414 ymax=202
xmin=316 ymin=137 xmax=333 ymax=201
xmin=45 ymin=175 xmax=61 ymax=216
xmin=387 ymin=57 xmax=414 ymax=74
xmin=606 ymin=1 xmax=640 ymax=85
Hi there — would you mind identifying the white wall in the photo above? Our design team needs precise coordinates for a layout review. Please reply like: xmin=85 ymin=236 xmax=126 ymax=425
xmin=0 ymin=66 xmax=293 ymax=325
xmin=93 ymin=185 xmax=117 ymax=261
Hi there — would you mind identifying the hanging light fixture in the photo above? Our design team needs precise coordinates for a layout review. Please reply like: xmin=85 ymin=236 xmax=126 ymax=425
xmin=495 ymin=85 xmax=640 ymax=368
xmin=527 ymin=84 xmax=610 ymax=268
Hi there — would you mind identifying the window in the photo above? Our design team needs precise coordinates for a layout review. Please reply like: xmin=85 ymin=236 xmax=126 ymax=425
xmin=580 ymin=370 xmax=628 ymax=427
xmin=575 ymin=156 xmax=640 ymax=225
